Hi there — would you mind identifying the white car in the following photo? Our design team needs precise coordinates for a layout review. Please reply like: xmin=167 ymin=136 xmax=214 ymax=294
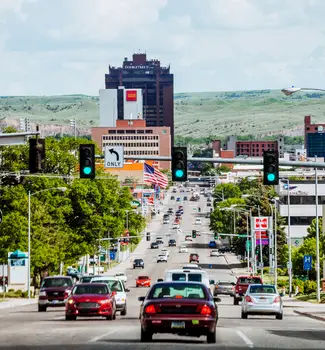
xmin=210 ymin=250 xmax=219 ymax=257
xmin=185 ymin=235 xmax=193 ymax=241
xmin=173 ymin=223 xmax=180 ymax=229
xmin=179 ymin=245 xmax=188 ymax=253
xmin=115 ymin=272 xmax=127 ymax=283
xmin=195 ymin=218 xmax=202 ymax=225
xmin=157 ymin=254 xmax=168 ymax=263
xmin=161 ymin=249 xmax=170 ymax=257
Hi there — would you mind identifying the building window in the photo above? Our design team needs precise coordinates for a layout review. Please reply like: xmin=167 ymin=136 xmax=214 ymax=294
xmin=108 ymin=130 xmax=116 ymax=134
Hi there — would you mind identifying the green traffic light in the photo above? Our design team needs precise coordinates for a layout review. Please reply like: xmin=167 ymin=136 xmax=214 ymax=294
xmin=83 ymin=166 xmax=92 ymax=175
xmin=175 ymin=169 xmax=184 ymax=178
xmin=267 ymin=173 xmax=275 ymax=182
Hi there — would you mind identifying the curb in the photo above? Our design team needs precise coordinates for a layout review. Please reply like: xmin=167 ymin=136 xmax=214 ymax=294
xmin=294 ymin=309 xmax=325 ymax=322
xmin=0 ymin=299 xmax=37 ymax=310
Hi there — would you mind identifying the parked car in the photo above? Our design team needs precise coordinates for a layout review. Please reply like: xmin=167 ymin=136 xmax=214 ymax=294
xmin=168 ymin=239 xmax=176 ymax=247
xmin=133 ymin=259 xmax=145 ymax=269
xmin=138 ymin=282 xmax=220 ymax=343
xmin=214 ymin=281 xmax=235 ymax=296
xmin=234 ymin=275 xmax=263 ymax=305
xmin=91 ymin=276 xmax=129 ymax=316
xmin=38 ymin=276 xmax=73 ymax=312
xmin=208 ymin=241 xmax=217 ymax=249
xmin=241 ymin=284 xmax=283 ymax=320
xmin=189 ymin=253 xmax=199 ymax=263
xmin=151 ymin=242 xmax=159 ymax=249
xmin=136 ymin=276 xmax=151 ymax=288
xmin=65 ymin=283 xmax=116 ymax=320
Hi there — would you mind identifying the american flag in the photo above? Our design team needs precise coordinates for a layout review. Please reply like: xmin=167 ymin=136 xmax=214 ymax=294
xmin=143 ymin=163 xmax=168 ymax=189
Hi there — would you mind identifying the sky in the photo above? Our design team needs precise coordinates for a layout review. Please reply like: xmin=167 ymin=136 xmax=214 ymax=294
xmin=1 ymin=0 xmax=325 ymax=95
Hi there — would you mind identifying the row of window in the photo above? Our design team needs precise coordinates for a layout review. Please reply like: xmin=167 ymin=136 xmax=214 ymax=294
xmin=282 ymin=216 xmax=314 ymax=226
xmin=103 ymin=142 xmax=159 ymax=148
xmin=108 ymin=129 xmax=153 ymax=134
xmin=237 ymin=144 xmax=275 ymax=149
xmin=125 ymin=150 xmax=159 ymax=155
xmin=281 ymin=196 xmax=325 ymax=205
xmin=103 ymin=135 xmax=159 ymax=141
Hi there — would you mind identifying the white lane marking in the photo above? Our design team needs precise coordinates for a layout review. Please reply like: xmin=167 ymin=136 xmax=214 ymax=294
xmin=236 ymin=330 xmax=254 ymax=348
xmin=89 ymin=329 xmax=118 ymax=343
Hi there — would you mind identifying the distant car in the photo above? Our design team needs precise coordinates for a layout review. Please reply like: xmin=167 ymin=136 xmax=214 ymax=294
xmin=210 ymin=249 xmax=219 ymax=257
xmin=207 ymin=203 xmax=212 ymax=207
xmin=156 ymin=239 xmax=164 ymax=245
xmin=136 ymin=276 xmax=151 ymax=288
xmin=170 ymin=196 xmax=175 ymax=200
xmin=66 ymin=267 xmax=82 ymax=280
xmin=133 ymin=259 xmax=144 ymax=269
xmin=189 ymin=253 xmax=199 ymax=263
xmin=182 ymin=264 xmax=201 ymax=270
xmin=183 ymin=196 xmax=188 ymax=201
xmin=79 ymin=275 xmax=95 ymax=284
xmin=161 ymin=249 xmax=170 ymax=257
xmin=241 ymin=284 xmax=283 ymax=320
xmin=65 ymin=283 xmax=116 ymax=321
xmin=176 ymin=197 xmax=181 ymax=202
xmin=214 ymin=281 xmax=235 ymax=296
xmin=234 ymin=275 xmax=263 ymax=305
xmin=172 ymin=189 xmax=177 ymax=193
xmin=115 ymin=272 xmax=127 ymax=283
xmin=38 ymin=276 xmax=73 ymax=312
xmin=185 ymin=235 xmax=193 ymax=241
xmin=163 ymin=218 xmax=170 ymax=224
xmin=157 ymin=254 xmax=168 ymax=263
xmin=208 ymin=241 xmax=217 ymax=249
xmin=195 ymin=218 xmax=202 ymax=225
xmin=151 ymin=242 xmax=159 ymax=249
xmin=179 ymin=245 xmax=188 ymax=253
xmin=173 ymin=223 xmax=180 ymax=229
xmin=168 ymin=239 xmax=176 ymax=247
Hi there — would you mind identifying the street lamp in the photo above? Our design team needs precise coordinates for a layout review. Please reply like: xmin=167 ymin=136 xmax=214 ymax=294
xmin=28 ymin=187 xmax=67 ymax=299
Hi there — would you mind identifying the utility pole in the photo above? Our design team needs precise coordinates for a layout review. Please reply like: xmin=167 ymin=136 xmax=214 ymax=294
xmin=274 ymin=199 xmax=278 ymax=287
xmin=315 ymin=165 xmax=321 ymax=302
xmin=258 ymin=206 xmax=263 ymax=279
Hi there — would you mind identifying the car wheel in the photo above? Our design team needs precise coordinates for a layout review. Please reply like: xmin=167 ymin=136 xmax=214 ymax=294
xmin=276 ymin=313 xmax=283 ymax=320
xmin=121 ymin=306 xmax=127 ymax=316
xmin=38 ymin=305 xmax=47 ymax=312
xmin=107 ymin=313 xmax=113 ymax=320
xmin=241 ymin=311 xmax=248 ymax=319
xmin=234 ymin=297 xmax=239 ymax=305
xmin=142 ymin=266 xmax=144 ymax=269
xmin=207 ymin=330 xmax=216 ymax=343
xmin=141 ymin=327 xmax=152 ymax=342
xmin=65 ymin=314 xmax=76 ymax=321
xmin=113 ymin=310 xmax=117 ymax=320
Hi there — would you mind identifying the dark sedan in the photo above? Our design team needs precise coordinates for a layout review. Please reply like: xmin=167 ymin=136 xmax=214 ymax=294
xmin=214 ymin=281 xmax=235 ymax=296
xmin=133 ymin=258 xmax=144 ymax=269
xmin=138 ymin=282 xmax=219 ymax=343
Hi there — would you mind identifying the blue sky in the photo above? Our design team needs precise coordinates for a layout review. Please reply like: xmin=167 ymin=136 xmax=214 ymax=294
xmin=1 ymin=0 xmax=325 ymax=95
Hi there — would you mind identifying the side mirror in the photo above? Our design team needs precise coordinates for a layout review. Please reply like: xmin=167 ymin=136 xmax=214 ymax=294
xmin=138 ymin=296 xmax=145 ymax=302
xmin=214 ymin=297 xmax=221 ymax=303
xmin=209 ymin=280 xmax=215 ymax=285
xmin=125 ymin=288 xmax=130 ymax=293
xmin=157 ymin=278 xmax=164 ymax=282
xmin=232 ymin=282 xmax=236 ymax=286
xmin=111 ymin=291 xmax=117 ymax=296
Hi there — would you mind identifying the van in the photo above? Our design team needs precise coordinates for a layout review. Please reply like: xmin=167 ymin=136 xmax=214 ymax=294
xmin=164 ymin=269 xmax=212 ymax=291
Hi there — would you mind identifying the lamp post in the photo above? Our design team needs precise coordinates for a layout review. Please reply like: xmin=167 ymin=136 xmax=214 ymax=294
xmin=28 ymin=187 xmax=67 ymax=299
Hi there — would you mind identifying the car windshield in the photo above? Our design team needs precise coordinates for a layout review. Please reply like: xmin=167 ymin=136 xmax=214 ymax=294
xmin=219 ymin=282 xmax=233 ymax=286
xmin=41 ymin=278 xmax=72 ymax=288
xmin=150 ymin=283 xmax=206 ymax=299
xmin=73 ymin=284 xmax=108 ymax=295
xmin=249 ymin=285 xmax=276 ymax=294
xmin=134 ymin=259 xmax=143 ymax=263
xmin=238 ymin=277 xmax=262 ymax=284
xmin=92 ymin=279 xmax=123 ymax=292
xmin=115 ymin=273 xmax=125 ymax=277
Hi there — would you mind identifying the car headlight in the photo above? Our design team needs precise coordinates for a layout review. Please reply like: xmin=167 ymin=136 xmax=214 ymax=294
xmin=68 ymin=299 xmax=75 ymax=305
xmin=39 ymin=290 xmax=47 ymax=296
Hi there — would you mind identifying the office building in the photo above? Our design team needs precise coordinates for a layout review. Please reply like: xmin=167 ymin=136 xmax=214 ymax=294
xmin=305 ymin=115 xmax=325 ymax=157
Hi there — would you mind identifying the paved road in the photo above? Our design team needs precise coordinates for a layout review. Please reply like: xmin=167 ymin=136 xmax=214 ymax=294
xmin=1 ymin=187 xmax=325 ymax=349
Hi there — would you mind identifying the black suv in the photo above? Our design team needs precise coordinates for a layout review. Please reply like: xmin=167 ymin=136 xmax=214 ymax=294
xmin=133 ymin=258 xmax=144 ymax=269
xmin=168 ymin=239 xmax=176 ymax=247
xmin=151 ymin=242 xmax=159 ymax=249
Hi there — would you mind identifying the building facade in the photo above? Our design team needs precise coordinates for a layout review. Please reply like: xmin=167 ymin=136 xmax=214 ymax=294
xmin=91 ymin=120 xmax=171 ymax=170
xmin=304 ymin=115 xmax=325 ymax=157
xmin=105 ymin=53 xmax=174 ymax=142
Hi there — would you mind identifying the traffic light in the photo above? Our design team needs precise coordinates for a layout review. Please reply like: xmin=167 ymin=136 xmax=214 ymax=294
xmin=263 ymin=150 xmax=279 ymax=185
xmin=29 ymin=138 xmax=45 ymax=173
xmin=79 ymin=144 xmax=95 ymax=179
xmin=214 ymin=233 xmax=219 ymax=240
xmin=172 ymin=147 xmax=187 ymax=182
xmin=146 ymin=232 xmax=151 ymax=241
xmin=192 ymin=230 xmax=197 ymax=238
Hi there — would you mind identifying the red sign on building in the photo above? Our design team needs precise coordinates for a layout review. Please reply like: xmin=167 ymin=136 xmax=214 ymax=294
xmin=254 ymin=217 xmax=268 ymax=230
xmin=126 ymin=90 xmax=137 ymax=101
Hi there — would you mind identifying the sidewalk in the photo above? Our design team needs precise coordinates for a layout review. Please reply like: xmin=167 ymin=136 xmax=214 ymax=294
xmin=0 ymin=298 xmax=37 ymax=310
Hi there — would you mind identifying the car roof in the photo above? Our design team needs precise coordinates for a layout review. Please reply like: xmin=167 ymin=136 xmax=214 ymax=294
xmin=44 ymin=276 xmax=72 ymax=279
xmin=237 ymin=275 xmax=261 ymax=278
xmin=91 ymin=276 xmax=120 ymax=281
xmin=75 ymin=282 xmax=108 ymax=287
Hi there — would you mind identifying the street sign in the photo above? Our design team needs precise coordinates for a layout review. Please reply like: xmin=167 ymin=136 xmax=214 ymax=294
xmin=254 ymin=217 xmax=268 ymax=230
xmin=303 ymin=255 xmax=312 ymax=271
xmin=245 ymin=240 xmax=251 ymax=251
xmin=255 ymin=230 xmax=269 ymax=245
xmin=287 ymin=261 xmax=292 ymax=269
xmin=104 ymin=146 xmax=124 ymax=168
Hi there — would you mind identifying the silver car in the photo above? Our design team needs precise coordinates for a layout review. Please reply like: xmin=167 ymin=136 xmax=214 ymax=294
xmin=241 ymin=284 xmax=283 ymax=319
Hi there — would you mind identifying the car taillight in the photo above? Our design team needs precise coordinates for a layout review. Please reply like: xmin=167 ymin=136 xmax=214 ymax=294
xmin=145 ymin=304 xmax=157 ymax=314
xmin=245 ymin=296 xmax=253 ymax=303
xmin=273 ymin=296 xmax=281 ymax=303
xmin=200 ymin=304 xmax=212 ymax=316
xmin=67 ymin=298 xmax=75 ymax=305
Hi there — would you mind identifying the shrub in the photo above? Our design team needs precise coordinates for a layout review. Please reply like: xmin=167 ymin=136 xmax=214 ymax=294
xmin=304 ymin=280 xmax=317 ymax=295
xmin=293 ymin=279 xmax=304 ymax=294
xmin=263 ymin=267 xmax=270 ymax=274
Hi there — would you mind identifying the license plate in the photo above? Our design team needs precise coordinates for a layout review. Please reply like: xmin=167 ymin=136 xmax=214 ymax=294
xmin=171 ymin=321 xmax=185 ymax=329
xmin=50 ymin=300 xmax=59 ymax=304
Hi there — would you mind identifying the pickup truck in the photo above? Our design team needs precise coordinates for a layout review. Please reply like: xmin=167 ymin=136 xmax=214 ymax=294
xmin=233 ymin=275 xmax=263 ymax=305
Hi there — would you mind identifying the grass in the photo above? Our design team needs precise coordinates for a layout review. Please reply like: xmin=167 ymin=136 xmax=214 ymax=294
xmin=295 ymin=292 xmax=325 ymax=303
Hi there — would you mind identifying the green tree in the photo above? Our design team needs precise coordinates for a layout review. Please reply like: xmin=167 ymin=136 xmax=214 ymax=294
xmin=213 ymin=183 xmax=241 ymax=202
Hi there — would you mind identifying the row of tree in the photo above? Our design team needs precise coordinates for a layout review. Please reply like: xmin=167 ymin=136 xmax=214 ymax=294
xmin=0 ymin=130 xmax=146 ymax=286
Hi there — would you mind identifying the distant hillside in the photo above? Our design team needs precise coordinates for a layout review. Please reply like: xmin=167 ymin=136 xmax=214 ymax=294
xmin=1 ymin=90 xmax=325 ymax=139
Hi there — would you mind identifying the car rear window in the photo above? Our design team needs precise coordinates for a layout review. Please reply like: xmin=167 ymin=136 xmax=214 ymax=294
xmin=249 ymin=285 xmax=276 ymax=294
xmin=150 ymin=283 xmax=206 ymax=299
xmin=188 ymin=274 xmax=202 ymax=282
xmin=138 ymin=276 xmax=148 ymax=280
xmin=219 ymin=282 xmax=233 ymax=286
xmin=172 ymin=273 xmax=186 ymax=281
xmin=238 ymin=277 xmax=262 ymax=284
xmin=73 ymin=284 xmax=108 ymax=295
xmin=41 ymin=278 xmax=72 ymax=288
xmin=92 ymin=279 xmax=122 ymax=292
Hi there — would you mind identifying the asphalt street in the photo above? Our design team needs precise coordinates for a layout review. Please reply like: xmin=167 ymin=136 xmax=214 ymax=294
xmin=1 ymin=187 xmax=325 ymax=349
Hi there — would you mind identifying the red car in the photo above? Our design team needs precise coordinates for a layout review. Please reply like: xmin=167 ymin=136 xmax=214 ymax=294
xmin=138 ymin=282 xmax=219 ymax=343
xmin=136 ymin=276 xmax=151 ymax=288
xmin=233 ymin=275 xmax=263 ymax=305
xmin=65 ymin=283 xmax=116 ymax=321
